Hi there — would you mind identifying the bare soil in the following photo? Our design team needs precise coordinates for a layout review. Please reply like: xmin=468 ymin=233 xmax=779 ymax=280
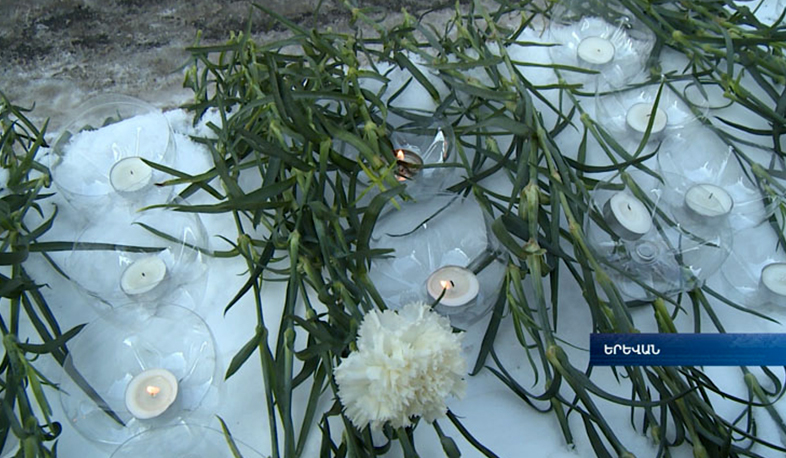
xmin=0 ymin=0 xmax=458 ymax=131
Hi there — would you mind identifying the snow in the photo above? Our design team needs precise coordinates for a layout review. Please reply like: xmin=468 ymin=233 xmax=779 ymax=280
xmin=5 ymin=6 xmax=786 ymax=458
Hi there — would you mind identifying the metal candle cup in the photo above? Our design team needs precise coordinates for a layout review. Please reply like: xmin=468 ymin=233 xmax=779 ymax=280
xmin=395 ymin=149 xmax=424 ymax=181
xmin=602 ymin=192 xmax=653 ymax=241
xmin=761 ymin=263 xmax=786 ymax=298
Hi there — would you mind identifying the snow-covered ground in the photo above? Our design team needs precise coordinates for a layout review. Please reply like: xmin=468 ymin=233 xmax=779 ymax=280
xmin=5 ymin=2 xmax=786 ymax=457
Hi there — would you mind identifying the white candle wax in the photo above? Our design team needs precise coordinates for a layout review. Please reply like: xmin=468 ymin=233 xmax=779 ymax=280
xmin=603 ymin=192 xmax=652 ymax=240
xmin=626 ymin=103 xmax=668 ymax=134
xmin=684 ymin=184 xmax=733 ymax=218
xmin=577 ymin=36 xmax=616 ymax=65
xmin=426 ymin=265 xmax=480 ymax=307
xmin=124 ymin=368 xmax=178 ymax=420
xmin=120 ymin=256 xmax=167 ymax=296
xmin=761 ymin=263 xmax=786 ymax=297
xmin=110 ymin=157 xmax=153 ymax=193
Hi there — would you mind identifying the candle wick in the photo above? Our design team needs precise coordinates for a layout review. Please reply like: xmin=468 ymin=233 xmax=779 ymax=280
xmin=627 ymin=203 xmax=632 ymax=211
xmin=146 ymin=385 xmax=161 ymax=397
xmin=449 ymin=280 xmax=455 ymax=287
xmin=709 ymin=192 xmax=713 ymax=199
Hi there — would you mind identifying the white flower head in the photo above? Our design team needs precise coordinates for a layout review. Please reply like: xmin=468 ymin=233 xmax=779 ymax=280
xmin=334 ymin=301 xmax=466 ymax=430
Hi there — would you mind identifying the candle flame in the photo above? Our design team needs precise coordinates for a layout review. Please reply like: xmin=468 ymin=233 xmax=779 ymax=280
xmin=396 ymin=150 xmax=405 ymax=161
xmin=146 ymin=385 xmax=161 ymax=397
xmin=440 ymin=280 xmax=454 ymax=290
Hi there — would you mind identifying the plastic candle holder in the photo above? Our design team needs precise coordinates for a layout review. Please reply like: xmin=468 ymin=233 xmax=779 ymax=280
xmin=368 ymin=193 xmax=507 ymax=329
xmin=656 ymin=135 xmax=766 ymax=230
xmin=585 ymin=171 xmax=732 ymax=300
xmin=683 ymin=82 xmax=733 ymax=110
xmin=546 ymin=0 xmax=655 ymax=91
xmin=50 ymin=94 xmax=176 ymax=217
xmin=58 ymin=304 xmax=218 ymax=445
xmin=111 ymin=424 xmax=265 ymax=458
xmin=54 ymin=203 xmax=209 ymax=310
xmin=720 ymin=227 xmax=786 ymax=310
xmin=596 ymin=84 xmax=708 ymax=142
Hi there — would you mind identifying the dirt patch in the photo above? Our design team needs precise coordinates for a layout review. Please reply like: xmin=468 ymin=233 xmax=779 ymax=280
xmin=0 ymin=0 xmax=464 ymax=131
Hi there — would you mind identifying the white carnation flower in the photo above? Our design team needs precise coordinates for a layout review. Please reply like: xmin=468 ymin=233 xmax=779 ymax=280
xmin=334 ymin=301 xmax=466 ymax=430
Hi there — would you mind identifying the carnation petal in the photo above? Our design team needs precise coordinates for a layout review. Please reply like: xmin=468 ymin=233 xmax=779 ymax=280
xmin=335 ymin=301 xmax=467 ymax=430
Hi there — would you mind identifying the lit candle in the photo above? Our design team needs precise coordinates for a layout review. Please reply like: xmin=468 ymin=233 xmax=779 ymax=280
xmin=577 ymin=36 xmax=616 ymax=65
xmin=684 ymin=184 xmax=733 ymax=218
xmin=626 ymin=103 xmax=668 ymax=134
xmin=120 ymin=256 xmax=167 ymax=296
xmin=603 ymin=192 xmax=653 ymax=240
xmin=761 ymin=263 xmax=786 ymax=297
xmin=124 ymin=368 xmax=178 ymax=420
xmin=426 ymin=265 xmax=480 ymax=307
xmin=395 ymin=149 xmax=423 ymax=181
xmin=110 ymin=157 xmax=153 ymax=193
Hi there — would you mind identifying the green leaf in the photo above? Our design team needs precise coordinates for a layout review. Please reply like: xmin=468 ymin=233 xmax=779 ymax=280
xmin=446 ymin=411 xmax=500 ymax=458
xmin=238 ymin=129 xmax=312 ymax=171
xmin=0 ymin=249 xmax=28 ymax=266
xmin=15 ymin=324 xmax=85 ymax=355
xmin=471 ymin=283 xmax=507 ymax=376
xmin=225 ymin=325 xmax=268 ymax=380
xmin=218 ymin=416 xmax=246 ymax=458
xmin=394 ymin=52 xmax=440 ymax=101
xmin=0 ymin=276 xmax=30 ymax=298
xmin=224 ymin=240 xmax=275 ymax=315
xmin=432 ymin=420 xmax=461 ymax=458
xmin=490 ymin=217 xmax=527 ymax=259
xmin=356 ymin=186 xmax=405 ymax=255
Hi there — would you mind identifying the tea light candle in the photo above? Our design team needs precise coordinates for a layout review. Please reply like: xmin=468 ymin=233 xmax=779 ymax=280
xmin=761 ymin=263 xmax=786 ymax=297
xmin=395 ymin=149 xmax=424 ymax=181
xmin=603 ymin=192 xmax=652 ymax=240
xmin=426 ymin=265 xmax=480 ymax=307
xmin=110 ymin=157 xmax=153 ymax=193
xmin=626 ymin=103 xmax=668 ymax=134
xmin=684 ymin=184 xmax=733 ymax=218
xmin=124 ymin=368 xmax=178 ymax=420
xmin=120 ymin=256 xmax=167 ymax=296
xmin=577 ymin=36 xmax=615 ymax=65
